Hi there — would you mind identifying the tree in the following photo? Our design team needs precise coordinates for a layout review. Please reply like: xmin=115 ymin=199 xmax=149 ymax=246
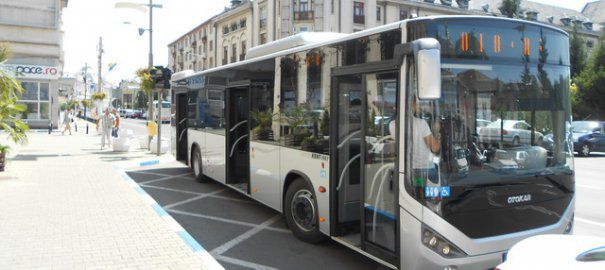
xmin=0 ymin=44 xmax=29 ymax=152
xmin=134 ymin=90 xmax=148 ymax=109
xmin=570 ymin=24 xmax=586 ymax=78
xmin=575 ymin=34 xmax=605 ymax=120
xmin=136 ymin=68 xmax=154 ymax=119
xmin=499 ymin=0 xmax=522 ymax=18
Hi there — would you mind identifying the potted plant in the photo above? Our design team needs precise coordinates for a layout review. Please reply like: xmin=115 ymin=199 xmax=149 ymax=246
xmin=0 ymin=44 xmax=30 ymax=171
xmin=283 ymin=104 xmax=311 ymax=146
xmin=251 ymin=109 xmax=275 ymax=141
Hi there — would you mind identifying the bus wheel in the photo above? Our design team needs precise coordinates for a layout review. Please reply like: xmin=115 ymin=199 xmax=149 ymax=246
xmin=285 ymin=179 xmax=326 ymax=244
xmin=192 ymin=148 xmax=208 ymax=183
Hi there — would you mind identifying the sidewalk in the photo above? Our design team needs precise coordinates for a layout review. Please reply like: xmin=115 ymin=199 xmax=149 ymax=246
xmin=0 ymin=120 xmax=219 ymax=269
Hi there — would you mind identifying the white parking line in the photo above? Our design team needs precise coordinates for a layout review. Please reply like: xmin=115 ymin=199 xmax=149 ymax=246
xmin=163 ymin=189 xmax=226 ymax=209
xmin=167 ymin=209 xmax=290 ymax=233
xmin=211 ymin=215 xmax=282 ymax=256
xmin=577 ymin=184 xmax=603 ymax=190
xmin=576 ymin=217 xmax=605 ymax=228
xmin=137 ymin=172 xmax=193 ymax=185
xmin=215 ymin=255 xmax=279 ymax=270
xmin=140 ymin=184 xmax=205 ymax=195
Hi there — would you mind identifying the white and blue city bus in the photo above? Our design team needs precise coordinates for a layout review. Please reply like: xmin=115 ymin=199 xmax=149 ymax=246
xmin=171 ymin=16 xmax=575 ymax=269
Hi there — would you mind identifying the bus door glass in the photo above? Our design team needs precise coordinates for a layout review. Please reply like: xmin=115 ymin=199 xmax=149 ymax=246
xmin=334 ymin=74 xmax=363 ymax=225
xmin=362 ymin=72 xmax=398 ymax=258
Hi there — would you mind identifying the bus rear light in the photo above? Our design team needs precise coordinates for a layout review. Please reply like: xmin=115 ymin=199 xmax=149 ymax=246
xmin=422 ymin=225 xmax=467 ymax=258
xmin=318 ymin=186 xmax=326 ymax=193
xmin=319 ymin=217 xmax=326 ymax=222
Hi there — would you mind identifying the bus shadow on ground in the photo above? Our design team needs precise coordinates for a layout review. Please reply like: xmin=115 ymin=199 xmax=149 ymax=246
xmin=126 ymin=164 xmax=379 ymax=270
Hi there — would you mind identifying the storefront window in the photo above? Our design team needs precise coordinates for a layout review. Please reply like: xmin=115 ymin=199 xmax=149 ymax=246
xmin=17 ymin=81 xmax=50 ymax=120
xmin=40 ymin=83 xmax=49 ymax=100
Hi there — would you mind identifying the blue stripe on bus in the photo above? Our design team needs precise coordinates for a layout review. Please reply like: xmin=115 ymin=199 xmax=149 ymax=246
xmin=364 ymin=205 xmax=397 ymax=221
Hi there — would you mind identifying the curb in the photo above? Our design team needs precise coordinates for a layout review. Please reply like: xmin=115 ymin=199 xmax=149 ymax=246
xmin=113 ymin=159 xmax=224 ymax=270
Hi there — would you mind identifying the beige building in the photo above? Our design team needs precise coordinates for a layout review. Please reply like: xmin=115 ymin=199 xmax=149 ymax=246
xmin=168 ymin=0 xmax=604 ymax=74
xmin=0 ymin=0 xmax=69 ymax=129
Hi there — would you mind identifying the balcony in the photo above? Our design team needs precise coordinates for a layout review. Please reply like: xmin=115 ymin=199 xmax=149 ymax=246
xmin=294 ymin=11 xmax=314 ymax=21
xmin=354 ymin=15 xmax=365 ymax=24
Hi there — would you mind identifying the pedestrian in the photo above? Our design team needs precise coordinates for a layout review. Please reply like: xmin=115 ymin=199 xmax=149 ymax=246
xmin=61 ymin=109 xmax=72 ymax=135
xmin=112 ymin=108 xmax=121 ymax=138
xmin=98 ymin=108 xmax=115 ymax=149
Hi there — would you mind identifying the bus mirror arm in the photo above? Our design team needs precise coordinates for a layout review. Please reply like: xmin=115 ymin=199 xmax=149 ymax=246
xmin=397 ymin=38 xmax=442 ymax=100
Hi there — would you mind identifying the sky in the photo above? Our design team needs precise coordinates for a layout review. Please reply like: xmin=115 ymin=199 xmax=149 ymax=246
xmin=62 ymin=0 xmax=594 ymax=84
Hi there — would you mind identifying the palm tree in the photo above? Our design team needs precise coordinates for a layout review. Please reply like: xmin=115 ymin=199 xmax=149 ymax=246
xmin=0 ymin=44 xmax=30 ymax=166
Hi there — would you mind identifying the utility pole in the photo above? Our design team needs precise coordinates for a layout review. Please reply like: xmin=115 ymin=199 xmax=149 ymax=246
xmin=147 ymin=0 xmax=155 ymax=150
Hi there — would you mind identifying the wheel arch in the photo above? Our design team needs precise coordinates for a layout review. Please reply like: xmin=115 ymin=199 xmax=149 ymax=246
xmin=189 ymin=142 xmax=201 ymax=166
xmin=282 ymin=170 xmax=315 ymax=213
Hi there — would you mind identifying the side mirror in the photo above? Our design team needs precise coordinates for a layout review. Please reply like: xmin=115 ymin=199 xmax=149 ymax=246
xmin=414 ymin=38 xmax=441 ymax=100
xmin=398 ymin=38 xmax=442 ymax=100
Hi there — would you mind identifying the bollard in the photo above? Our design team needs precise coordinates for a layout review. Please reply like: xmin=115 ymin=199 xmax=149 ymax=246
xmin=48 ymin=121 xmax=52 ymax=134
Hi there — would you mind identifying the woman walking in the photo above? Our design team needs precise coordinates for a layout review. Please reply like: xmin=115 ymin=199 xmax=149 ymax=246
xmin=61 ymin=109 xmax=72 ymax=135
xmin=112 ymin=109 xmax=121 ymax=138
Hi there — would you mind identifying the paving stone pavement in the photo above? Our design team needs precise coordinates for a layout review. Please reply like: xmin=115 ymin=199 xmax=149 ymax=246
xmin=0 ymin=121 xmax=219 ymax=269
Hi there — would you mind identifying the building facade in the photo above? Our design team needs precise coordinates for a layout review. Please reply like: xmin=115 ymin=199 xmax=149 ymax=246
xmin=168 ymin=0 xmax=603 ymax=74
xmin=0 ymin=0 xmax=69 ymax=129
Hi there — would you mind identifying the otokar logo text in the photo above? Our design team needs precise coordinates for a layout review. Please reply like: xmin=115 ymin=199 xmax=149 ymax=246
xmin=507 ymin=194 xmax=532 ymax=204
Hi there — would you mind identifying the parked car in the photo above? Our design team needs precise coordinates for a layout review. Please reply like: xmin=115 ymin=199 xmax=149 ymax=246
xmin=572 ymin=121 xmax=605 ymax=156
xmin=118 ymin=108 xmax=126 ymax=117
xmin=496 ymin=234 xmax=605 ymax=270
xmin=479 ymin=120 xmax=544 ymax=146
xmin=139 ymin=111 xmax=147 ymax=120
xmin=124 ymin=109 xmax=135 ymax=118
xmin=132 ymin=109 xmax=142 ymax=119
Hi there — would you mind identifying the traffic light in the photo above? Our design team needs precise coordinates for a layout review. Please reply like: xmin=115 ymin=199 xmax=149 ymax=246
xmin=149 ymin=66 xmax=172 ymax=89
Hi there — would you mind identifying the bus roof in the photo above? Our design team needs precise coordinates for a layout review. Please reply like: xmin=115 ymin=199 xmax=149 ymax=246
xmin=174 ymin=15 xmax=568 ymax=82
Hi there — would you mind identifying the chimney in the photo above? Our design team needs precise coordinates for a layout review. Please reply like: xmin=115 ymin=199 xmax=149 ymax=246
xmin=456 ymin=0 xmax=469 ymax=9
xmin=525 ymin=10 xmax=538 ymax=21
xmin=547 ymin=16 xmax=554 ymax=24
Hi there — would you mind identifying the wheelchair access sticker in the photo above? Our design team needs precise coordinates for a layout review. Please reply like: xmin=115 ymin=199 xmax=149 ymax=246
xmin=425 ymin=186 xmax=451 ymax=198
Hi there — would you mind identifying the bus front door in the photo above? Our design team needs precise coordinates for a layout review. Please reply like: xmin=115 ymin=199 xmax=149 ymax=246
xmin=333 ymin=71 xmax=399 ymax=266
xmin=226 ymin=85 xmax=250 ymax=193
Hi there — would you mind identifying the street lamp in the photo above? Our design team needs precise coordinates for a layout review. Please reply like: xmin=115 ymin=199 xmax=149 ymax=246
xmin=81 ymin=63 xmax=91 ymax=134
xmin=115 ymin=0 xmax=163 ymax=152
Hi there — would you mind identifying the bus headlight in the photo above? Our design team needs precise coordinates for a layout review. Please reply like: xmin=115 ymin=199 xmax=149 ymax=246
xmin=422 ymin=225 xmax=467 ymax=258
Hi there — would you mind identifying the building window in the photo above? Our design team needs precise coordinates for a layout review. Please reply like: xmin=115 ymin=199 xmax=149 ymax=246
xmin=260 ymin=6 xmax=268 ymax=29
xmin=223 ymin=26 xmax=229 ymax=35
xmin=240 ymin=41 xmax=247 ymax=61
xmin=18 ymin=81 xmax=50 ymax=120
xmin=399 ymin=9 xmax=408 ymax=20
xmin=295 ymin=0 xmax=314 ymax=20
xmin=331 ymin=0 xmax=334 ymax=14
xmin=223 ymin=46 xmax=228 ymax=65
xmin=376 ymin=7 xmax=381 ymax=21
xmin=260 ymin=33 xmax=268 ymax=45
xmin=354 ymin=2 xmax=365 ymax=24
xmin=231 ymin=44 xmax=237 ymax=63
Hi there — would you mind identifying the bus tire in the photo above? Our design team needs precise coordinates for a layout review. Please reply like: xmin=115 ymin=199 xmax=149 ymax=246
xmin=191 ymin=148 xmax=208 ymax=183
xmin=284 ymin=178 xmax=326 ymax=244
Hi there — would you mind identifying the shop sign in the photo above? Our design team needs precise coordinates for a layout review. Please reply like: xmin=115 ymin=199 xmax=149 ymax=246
xmin=0 ymin=64 xmax=61 ymax=80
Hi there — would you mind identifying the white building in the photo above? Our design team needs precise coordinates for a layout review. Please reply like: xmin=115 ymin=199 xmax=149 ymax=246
xmin=168 ymin=0 xmax=603 ymax=74
xmin=0 ymin=0 xmax=69 ymax=129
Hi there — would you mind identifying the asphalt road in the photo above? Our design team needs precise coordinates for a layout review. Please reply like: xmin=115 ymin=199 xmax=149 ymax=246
xmin=572 ymin=152 xmax=605 ymax=237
